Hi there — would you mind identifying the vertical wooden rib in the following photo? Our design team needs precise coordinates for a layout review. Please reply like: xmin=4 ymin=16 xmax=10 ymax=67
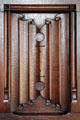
xmin=76 ymin=12 xmax=80 ymax=101
xmin=10 ymin=14 xmax=19 ymax=111
xmin=4 ymin=12 xmax=8 ymax=90
xmin=49 ymin=20 xmax=60 ymax=103
xmin=4 ymin=12 xmax=8 ymax=101
xmin=36 ymin=27 xmax=40 ymax=83
xmin=0 ymin=10 xmax=10 ymax=112
xmin=40 ymin=24 xmax=50 ymax=99
xmin=19 ymin=20 xmax=29 ymax=104
xmin=8 ymin=12 xmax=11 ymax=102
xmin=71 ymin=12 xmax=77 ymax=101
xmin=29 ymin=22 xmax=39 ymax=100
xmin=59 ymin=14 xmax=69 ymax=110
xmin=0 ymin=10 xmax=4 ymax=102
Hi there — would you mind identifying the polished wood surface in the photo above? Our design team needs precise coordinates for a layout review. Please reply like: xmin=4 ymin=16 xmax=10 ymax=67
xmin=0 ymin=1 xmax=80 ymax=120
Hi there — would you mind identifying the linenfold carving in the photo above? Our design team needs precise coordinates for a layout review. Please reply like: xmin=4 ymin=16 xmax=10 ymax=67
xmin=15 ymin=14 xmax=69 ymax=114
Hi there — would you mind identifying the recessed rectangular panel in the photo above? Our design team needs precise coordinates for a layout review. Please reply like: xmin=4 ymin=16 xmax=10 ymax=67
xmin=5 ymin=12 xmax=70 ymax=114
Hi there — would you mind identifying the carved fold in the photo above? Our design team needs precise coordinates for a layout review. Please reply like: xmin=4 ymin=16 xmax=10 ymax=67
xmin=4 ymin=12 xmax=8 ymax=101
xmin=59 ymin=14 xmax=69 ymax=110
xmin=19 ymin=20 xmax=29 ymax=104
xmin=40 ymin=24 xmax=50 ymax=99
xmin=29 ymin=22 xmax=39 ymax=100
xmin=16 ymin=14 xmax=69 ymax=113
xmin=10 ymin=14 xmax=19 ymax=111
xmin=48 ymin=19 xmax=60 ymax=104
xmin=71 ymin=12 xmax=77 ymax=101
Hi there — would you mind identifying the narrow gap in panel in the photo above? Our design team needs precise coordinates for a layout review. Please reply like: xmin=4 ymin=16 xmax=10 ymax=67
xmin=67 ymin=12 xmax=71 ymax=112
xmin=18 ymin=17 xmax=20 ymax=106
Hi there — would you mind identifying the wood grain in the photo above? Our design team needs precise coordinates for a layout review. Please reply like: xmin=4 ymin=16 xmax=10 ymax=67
xmin=40 ymin=24 xmax=50 ymax=99
xmin=0 ymin=2 xmax=80 ymax=119
xmin=70 ymin=12 xmax=77 ymax=103
xmin=49 ymin=19 xmax=60 ymax=104
xmin=29 ymin=22 xmax=39 ymax=100
xmin=4 ymin=11 xmax=8 ymax=101
xmin=19 ymin=20 xmax=29 ymax=104
xmin=10 ymin=13 xmax=19 ymax=111
xmin=59 ymin=14 xmax=69 ymax=111
xmin=0 ymin=8 xmax=5 ymax=103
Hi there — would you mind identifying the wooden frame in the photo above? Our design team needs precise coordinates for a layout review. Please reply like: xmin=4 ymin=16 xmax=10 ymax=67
xmin=0 ymin=1 xmax=80 ymax=120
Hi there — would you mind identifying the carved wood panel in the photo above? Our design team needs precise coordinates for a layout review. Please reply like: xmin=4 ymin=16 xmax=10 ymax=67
xmin=0 ymin=4 xmax=77 ymax=115
xmin=3 ymin=12 xmax=70 ymax=114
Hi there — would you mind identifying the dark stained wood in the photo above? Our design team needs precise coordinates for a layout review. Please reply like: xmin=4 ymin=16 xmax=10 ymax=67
xmin=0 ymin=7 xmax=5 ymax=104
xmin=0 ymin=1 xmax=80 ymax=120
xmin=71 ymin=12 xmax=80 ymax=112
xmin=40 ymin=24 xmax=50 ymax=99
xmin=1 ymin=113 xmax=80 ymax=120
xmin=19 ymin=19 xmax=29 ymax=104
xmin=10 ymin=13 xmax=19 ymax=112
xmin=1 ymin=0 xmax=80 ymax=7
xmin=4 ymin=12 xmax=8 ymax=99
xmin=49 ymin=19 xmax=60 ymax=104
xmin=4 ymin=4 xmax=76 ymax=12
xmin=15 ymin=96 xmax=64 ymax=115
xmin=76 ymin=12 xmax=80 ymax=102
xmin=0 ymin=9 xmax=10 ymax=113
xmin=58 ymin=14 xmax=69 ymax=111
xmin=29 ymin=22 xmax=39 ymax=100
xmin=70 ymin=12 xmax=77 ymax=112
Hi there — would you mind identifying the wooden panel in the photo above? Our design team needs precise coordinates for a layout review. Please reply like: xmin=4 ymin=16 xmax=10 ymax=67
xmin=76 ymin=12 xmax=80 ymax=101
xmin=59 ymin=14 xmax=69 ymax=111
xmin=1 ymin=113 xmax=80 ymax=120
xmin=0 ymin=11 xmax=10 ymax=112
xmin=71 ymin=12 xmax=80 ymax=112
xmin=0 ymin=1 xmax=80 ymax=120
xmin=4 ymin=12 xmax=8 ymax=101
xmin=0 ymin=4 xmax=71 ymax=114
xmin=0 ymin=10 xmax=5 ymax=104
xmin=29 ymin=22 xmax=39 ymax=100
xmin=40 ymin=14 xmax=69 ymax=111
xmin=40 ymin=24 xmax=50 ymax=99
xmin=15 ymin=13 xmax=69 ymax=113
xmin=49 ymin=19 xmax=60 ymax=104
xmin=9 ymin=13 xmax=69 ymax=113
xmin=19 ymin=20 xmax=29 ymax=104
xmin=71 ymin=12 xmax=77 ymax=112
xmin=7 ymin=12 xmax=11 ymax=104
xmin=71 ymin=12 xmax=77 ymax=101
xmin=10 ymin=13 xmax=19 ymax=111
xmin=4 ymin=4 xmax=76 ymax=12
